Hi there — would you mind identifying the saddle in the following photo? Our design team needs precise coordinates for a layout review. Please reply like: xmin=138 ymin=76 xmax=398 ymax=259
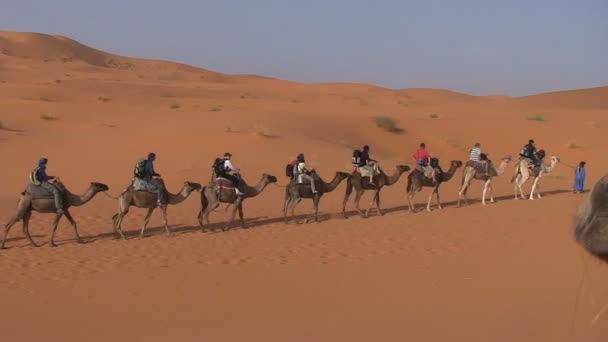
xmin=22 ymin=182 xmax=67 ymax=199
xmin=465 ymin=160 xmax=497 ymax=177
xmin=215 ymin=177 xmax=235 ymax=189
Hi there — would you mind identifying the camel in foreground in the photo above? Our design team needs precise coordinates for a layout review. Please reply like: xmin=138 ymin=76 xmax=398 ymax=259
xmin=112 ymin=180 xmax=202 ymax=239
xmin=342 ymin=165 xmax=410 ymax=218
xmin=198 ymin=173 xmax=277 ymax=231
xmin=574 ymin=175 xmax=608 ymax=262
xmin=457 ymin=155 xmax=512 ymax=207
xmin=285 ymin=171 xmax=350 ymax=223
xmin=406 ymin=160 xmax=463 ymax=212
xmin=2 ymin=181 xmax=109 ymax=248
xmin=511 ymin=156 xmax=560 ymax=200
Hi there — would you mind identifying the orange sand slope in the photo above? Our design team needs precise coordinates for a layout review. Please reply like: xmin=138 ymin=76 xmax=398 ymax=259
xmin=1 ymin=31 xmax=608 ymax=342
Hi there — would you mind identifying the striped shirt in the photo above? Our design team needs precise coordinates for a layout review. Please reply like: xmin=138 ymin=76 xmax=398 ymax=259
xmin=469 ymin=147 xmax=481 ymax=161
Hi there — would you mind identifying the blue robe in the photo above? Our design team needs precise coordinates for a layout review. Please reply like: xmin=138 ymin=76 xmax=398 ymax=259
xmin=574 ymin=166 xmax=585 ymax=191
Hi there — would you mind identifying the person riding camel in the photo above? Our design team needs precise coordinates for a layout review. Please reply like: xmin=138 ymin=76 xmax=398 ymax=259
xmin=29 ymin=157 xmax=64 ymax=215
xmin=469 ymin=142 xmax=489 ymax=176
xmin=293 ymin=153 xmax=318 ymax=194
xmin=519 ymin=139 xmax=541 ymax=168
xmin=133 ymin=152 xmax=167 ymax=207
xmin=357 ymin=145 xmax=379 ymax=186
xmin=412 ymin=143 xmax=436 ymax=182
xmin=216 ymin=152 xmax=244 ymax=196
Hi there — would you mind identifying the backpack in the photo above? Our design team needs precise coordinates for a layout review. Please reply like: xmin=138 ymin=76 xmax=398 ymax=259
xmin=212 ymin=158 xmax=225 ymax=176
xmin=286 ymin=160 xmax=297 ymax=178
xmin=352 ymin=150 xmax=362 ymax=166
xmin=134 ymin=159 xmax=146 ymax=178
xmin=520 ymin=144 xmax=532 ymax=158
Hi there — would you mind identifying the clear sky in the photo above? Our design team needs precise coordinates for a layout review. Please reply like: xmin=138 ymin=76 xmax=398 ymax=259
xmin=2 ymin=0 xmax=607 ymax=96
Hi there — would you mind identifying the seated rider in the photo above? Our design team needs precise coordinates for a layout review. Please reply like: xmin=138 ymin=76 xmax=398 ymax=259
xmin=519 ymin=139 xmax=540 ymax=165
xmin=469 ymin=142 xmax=489 ymax=175
xmin=135 ymin=152 xmax=167 ymax=207
xmin=294 ymin=153 xmax=318 ymax=194
xmin=30 ymin=157 xmax=64 ymax=215
xmin=412 ymin=143 xmax=436 ymax=182
xmin=358 ymin=145 xmax=379 ymax=186
xmin=217 ymin=152 xmax=244 ymax=196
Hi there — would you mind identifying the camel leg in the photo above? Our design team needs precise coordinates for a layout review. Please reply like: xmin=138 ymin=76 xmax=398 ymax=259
xmin=365 ymin=191 xmax=378 ymax=217
xmin=436 ymin=187 xmax=443 ymax=209
xmin=530 ymin=177 xmax=540 ymax=200
xmin=2 ymin=215 xmax=22 ymax=249
xmin=114 ymin=211 xmax=128 ymax=240
xmin=354 ymin=190 xmax=365 ymax=218
xmin=518 ymin=174 xmax=528 ymax=200
xmin=139 ymin=207 xmax=155 ymax=238
xmin=290 ymin=197 xmax=302 ymax=223
xmin=482 ymin=180 xmax=490 ymax=205
xmin=238 ymin=202 xmax=246 ymax=228
xmin=407 ymin=191 xmax=417 ymax=212
xmin=310 ymin=195 xmax=321 ymax=223
xmin=63 ymin=209 xmax=83 ymax=244
xmin=488 ymin=181 xmax=495 ymax=203
xmin=374 ymin=191 xmax=382 ymax=216
xmin=48 ymin=213 xmax=64 ymax=248
xmin=21 ymin=210 xmax=39 ymax=248
xmin=224 ymin=199 xmax=241 ymax=231
xmin=203 ymin=202 xmax=220 ymax=230
xmin=342 ymin=179 xmax=353 ymax=218
xmin=426 ymin=187 xmax=437 ymax=212
xmin=161 ymin=206 xmax=172 ymax=236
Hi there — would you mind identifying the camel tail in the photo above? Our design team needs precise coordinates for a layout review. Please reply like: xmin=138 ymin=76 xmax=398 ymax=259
xmin=111 ymin=213 xmax=118 ymax=224
xmin=510 ymin=167 xmax=520 ymax=183
xmin=199 ymin=187 xmax=208 ymax=219
xmin=406 ymin=176 xmax=413 ymax=193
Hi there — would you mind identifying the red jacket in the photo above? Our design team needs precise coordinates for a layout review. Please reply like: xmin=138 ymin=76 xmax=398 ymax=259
xmin=413 ymin=148 xmax=431 ymax=164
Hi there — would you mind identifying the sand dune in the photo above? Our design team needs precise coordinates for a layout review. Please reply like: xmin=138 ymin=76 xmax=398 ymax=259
xmin=1 ymin=31 xmax=608 ymax=341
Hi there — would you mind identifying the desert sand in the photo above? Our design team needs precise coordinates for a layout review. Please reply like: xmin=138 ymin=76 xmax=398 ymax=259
xmin=1 ymin=31 xmax=608 ymax=341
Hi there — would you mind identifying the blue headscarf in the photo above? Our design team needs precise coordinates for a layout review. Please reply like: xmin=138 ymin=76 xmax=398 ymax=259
xmin=147 ymin=152 xmax=156 ymax=161
xmin=38 ymin=157 xmax=48 ymax=166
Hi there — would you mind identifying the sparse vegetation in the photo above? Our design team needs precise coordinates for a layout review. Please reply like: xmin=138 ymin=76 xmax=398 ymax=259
xmin=373 ymin=116 xmax=402 ymax=133
xmin=429 ymin=113 xmax=439 ymax=119
xmin=39 ymin=96 xmax=51 ymax=102
xmin=0 ymin=120 xmax=5 ymax=130
xmin=160 ymin=93 xmax=173 ymax=98
xmin=40 ymin=113 xmax=59 ymax=121
xmin=527 ymin=114 xmax=546 ymax=122
xmin=170 ymin=103 xmax=181 ymax=110
xmin=98 ymin=96 xmax=111 ymax=103
xmin=210 ymin=106 xmax=222 ymax=112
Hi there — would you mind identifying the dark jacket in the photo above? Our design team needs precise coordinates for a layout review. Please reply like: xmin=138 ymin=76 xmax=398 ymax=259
xmin=35 ymin=165 xmax=55 ymax=182
xmin=144 ymin=160 xmax=160 ymax=179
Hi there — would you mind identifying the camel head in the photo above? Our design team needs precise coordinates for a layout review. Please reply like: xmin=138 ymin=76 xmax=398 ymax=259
xmin=396 ymin=165 xmax=411 ymax=173
xmin=91 ymin=182 xmax=110 ymax=192
xmin=184 ymin=181 xmax=203 ymax=192
xmin=451 ymin=160 xmax=463 ymax=168
xmin=262 ymin=174 xmax=278 ymax=184
xmin=502 ymin=155 xmax=513 ymax=163
xmin=550 ymin=156 xmax=560 ymax=164
xmin=574 ymin=175 xmax=608 ymax=262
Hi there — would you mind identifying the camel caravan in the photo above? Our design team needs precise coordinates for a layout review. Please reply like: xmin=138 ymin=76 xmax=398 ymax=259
xmin=2 ymin=139 xmax=565 ymax=248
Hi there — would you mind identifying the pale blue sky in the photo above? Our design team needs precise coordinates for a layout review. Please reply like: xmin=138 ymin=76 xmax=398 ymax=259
xmin=2 ymin=0 xmax=607 ymax=95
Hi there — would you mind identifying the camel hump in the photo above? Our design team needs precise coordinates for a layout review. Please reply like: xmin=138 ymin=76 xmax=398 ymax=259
xmin=23 ymin=183 xmax=64 ymax=199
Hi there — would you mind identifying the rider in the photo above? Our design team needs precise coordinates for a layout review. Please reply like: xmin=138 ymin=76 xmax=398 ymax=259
xmin=30 ymin=157 xmax=64 ymax=215
xmin=412 ymin=143 xmax=436 ymax=182
xmin=358 ymin=145 xmax=379 ymax=185
xmin=469 ymin=142 xmax=489 ymax=176
xmin=519 ymin=139 xmax=540 ymax=167
xmin=142 ymin=152 xmax=167 ymax=207
xmin=217 ymin=152 xmax=244 ymax=196
xmin=294 ymin=153 xmax=318 ymax=194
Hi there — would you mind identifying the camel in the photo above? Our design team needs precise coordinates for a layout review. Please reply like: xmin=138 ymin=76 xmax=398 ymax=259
xmin=342 ymin=165 xmax=410 ymax=218
xmin=574 ymin=175 xmax=608 ymax=262
xmin=457 ymin=155 xmax=512 ymax=207
xmin=511 ymin=155 xmax=560 ymax=200
xmin=2 ymin=181 xmax=109 ymax=248
xmin=285 ymin=171 xmax=350 ymax=223
xmin=406 ymin=160 xmax=463 ymax=212
xmin=198 ymin=173 xmax=277 ymax=231
xmin=111 ymin=180 xmax=202 ymax=239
